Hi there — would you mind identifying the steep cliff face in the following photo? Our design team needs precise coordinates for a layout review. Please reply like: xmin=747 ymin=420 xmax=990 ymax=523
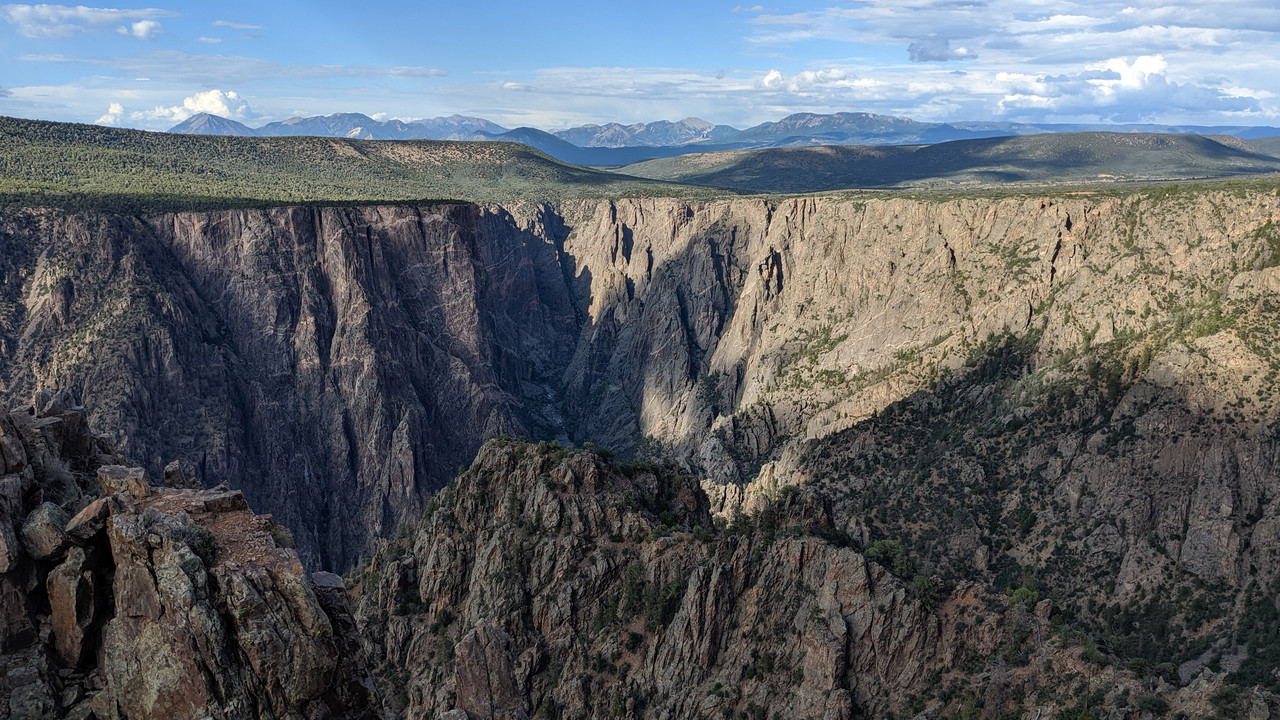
xmin=2 ymin=188 xmax=1279 ymax=575
xmin=348 ymin=440 xmax=977 ymax=719
xmin=0 ymin=204 xmax=582 ymax=570
xmin=0 ymin=392 xmax=375 ymax=719
xmin=349 ymin=440 xmax=1257 ymax=720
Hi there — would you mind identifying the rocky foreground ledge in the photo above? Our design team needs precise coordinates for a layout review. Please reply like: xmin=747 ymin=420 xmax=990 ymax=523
xmin=0 ymin=392 xmax=375 ymax=719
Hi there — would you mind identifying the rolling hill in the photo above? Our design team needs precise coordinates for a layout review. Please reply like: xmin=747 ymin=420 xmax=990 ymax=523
xmin=0 ymin=115 xmax=699 ymax=211
xmin=620 ymin=132 xmax=1280 ymax=192
xmin=1248 ymin=136 xmax=1280 ymax=158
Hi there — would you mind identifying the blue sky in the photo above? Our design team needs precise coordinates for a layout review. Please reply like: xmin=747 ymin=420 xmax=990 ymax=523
xmin=1 ymin=1 xmax=1277 ymax=130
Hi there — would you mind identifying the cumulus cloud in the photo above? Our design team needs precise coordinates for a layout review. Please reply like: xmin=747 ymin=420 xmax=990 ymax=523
xmin=117 ymin=19 xmax=162 ymax=39
xmin=907 ymin=37 xmax=977 ymax=62
xmin=94 ymin=102 xmax=123 ymax=125
xmin=1 ymin=3 xmax=174 ymax=38
xmin=133 ymin=88 xmax=252 ymax=123
xmin=756 ymin=68 xmax=875 ymax=94
xmin=996 ymin=55 xmax=1259 ymax=121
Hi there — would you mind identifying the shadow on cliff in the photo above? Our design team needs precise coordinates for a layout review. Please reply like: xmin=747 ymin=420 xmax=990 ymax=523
xmin=770 ymin=329 xmax=1280 ymax=685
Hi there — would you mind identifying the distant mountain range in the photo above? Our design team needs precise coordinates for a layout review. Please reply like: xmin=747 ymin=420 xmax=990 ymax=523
xmin=170 ymin=110 xmax=1280 ymax=166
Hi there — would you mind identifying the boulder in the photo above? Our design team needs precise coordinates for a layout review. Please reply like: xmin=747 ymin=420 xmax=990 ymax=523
xmin=20 ymin=502 xmax=70 ymax=561
xmin=312 ymin=571 xmax=345 ymax=589
xmin=163 ymin=460 xmax=202 ymax=490
xmin=33 ymin=389 xmax=78 ymax=418
xmin=97 ymin=466 xmax=149 ymax=500
xmin=48 ymin=546 xmax=94 ymax=666
xmin=201 ymin=491 xmax=248 ymax=514
xmin=65 ymin=498 xmax=112 ymax=544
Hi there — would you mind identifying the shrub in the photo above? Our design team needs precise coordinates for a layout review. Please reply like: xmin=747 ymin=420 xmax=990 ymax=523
xmin=620 ymin=561 xmax=645 ymax=619
xmin=909 ymin=575 xmax=938 ymax=608
xmin=865 ymin=539 xmax=916 ymax=578
xmin=1136 ymin=696 xmax=1169 ymax=716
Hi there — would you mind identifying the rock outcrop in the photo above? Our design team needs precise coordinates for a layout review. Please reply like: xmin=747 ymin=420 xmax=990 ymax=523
xmin=350 ymin=439 xmax=1269 ymax=719
xmin=0 ymin=394 xmax=376 ymax=719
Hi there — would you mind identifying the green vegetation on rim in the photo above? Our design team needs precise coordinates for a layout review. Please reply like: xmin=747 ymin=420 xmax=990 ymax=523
xmin=0 ymin=115 xmax=717 ymax=213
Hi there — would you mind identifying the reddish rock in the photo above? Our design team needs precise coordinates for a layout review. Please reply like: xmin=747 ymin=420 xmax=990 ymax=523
xmin=97 ymin=465 xmax=149 ymax=499
xmin=48 ymin=546 xmax=94 ymax=666
xmin=65 ymin=498 xmax=112 ymax=543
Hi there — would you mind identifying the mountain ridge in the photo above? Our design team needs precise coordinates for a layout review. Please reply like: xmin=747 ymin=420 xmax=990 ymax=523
xmin=167 ymin=109 xmax=1280 ymax=167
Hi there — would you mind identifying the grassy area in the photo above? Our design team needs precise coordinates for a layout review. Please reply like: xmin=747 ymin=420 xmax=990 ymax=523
xmin=0 ymin=115 xmax=718 ymax=213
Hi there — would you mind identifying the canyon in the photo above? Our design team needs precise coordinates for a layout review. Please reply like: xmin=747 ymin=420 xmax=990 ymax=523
xmin=2 ymin=182 xmax=1280 ymax=717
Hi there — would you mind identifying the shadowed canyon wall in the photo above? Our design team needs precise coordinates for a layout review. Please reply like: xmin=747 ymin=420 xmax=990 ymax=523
xmin=2 ymin=189 xmax=1279 ymax=573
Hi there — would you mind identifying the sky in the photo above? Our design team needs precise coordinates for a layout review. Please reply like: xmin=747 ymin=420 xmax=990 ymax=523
xmin=1 ymin=1 xmax=1277 ymax=131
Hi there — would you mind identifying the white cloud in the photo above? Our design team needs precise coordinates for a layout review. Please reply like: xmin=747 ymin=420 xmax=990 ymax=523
xmin=1091 ymin=55 xmax=1168 ymax=90
xmin=758 ymin=69 xmax=784 ymax=89
xmin=734 ymin=1 xmax=1280 ymax=123
xmin=133 ymin=88 xmax=252 ymax=123
xmin=117 ymin=18 xmax=162 ymax=39
xmin=756 ymin=68 xmax=873 ymax=94
xmin=995 ymin=54 xmax=1260 ymax=121
xmin=94 ymin=101 xmax=123 ymax=125
xmin=1 ymin=3 xmax=174 ymax=38
xmin=197 ymin=36 xmax=221 ymax=44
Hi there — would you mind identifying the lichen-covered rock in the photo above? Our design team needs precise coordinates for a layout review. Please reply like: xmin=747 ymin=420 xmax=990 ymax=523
xmin=96 ymin=465 xmax=148 ymax=499
xmin=20 ymin=502 xmax=70 ymax=561
xmin=0 ymin=396 xmax=378 ymax=719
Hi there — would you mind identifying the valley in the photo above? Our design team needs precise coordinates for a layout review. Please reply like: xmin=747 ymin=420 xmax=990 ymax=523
xmin=1 ymin=118 xmax=1279 ymax=719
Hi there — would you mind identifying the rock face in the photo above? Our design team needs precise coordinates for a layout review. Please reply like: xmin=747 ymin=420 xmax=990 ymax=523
xmin=0 ymin=395 xmax=376 ymax=719
xmin=3 ymin=191 xmax=1280 ymax=574
xmin=454 ymin=620 xmax=528 ymax=720
xmin=4 ymin=190 xmax=1280 ymax=574
xmin=350 ymin=440 xmax=1259 ymax=719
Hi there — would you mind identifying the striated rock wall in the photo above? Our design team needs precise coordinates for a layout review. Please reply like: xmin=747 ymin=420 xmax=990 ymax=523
xmin=0 ymin=392 xmax=375 ymax=719
xmin=3 ymin=188 xmax=1280 ymax=571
